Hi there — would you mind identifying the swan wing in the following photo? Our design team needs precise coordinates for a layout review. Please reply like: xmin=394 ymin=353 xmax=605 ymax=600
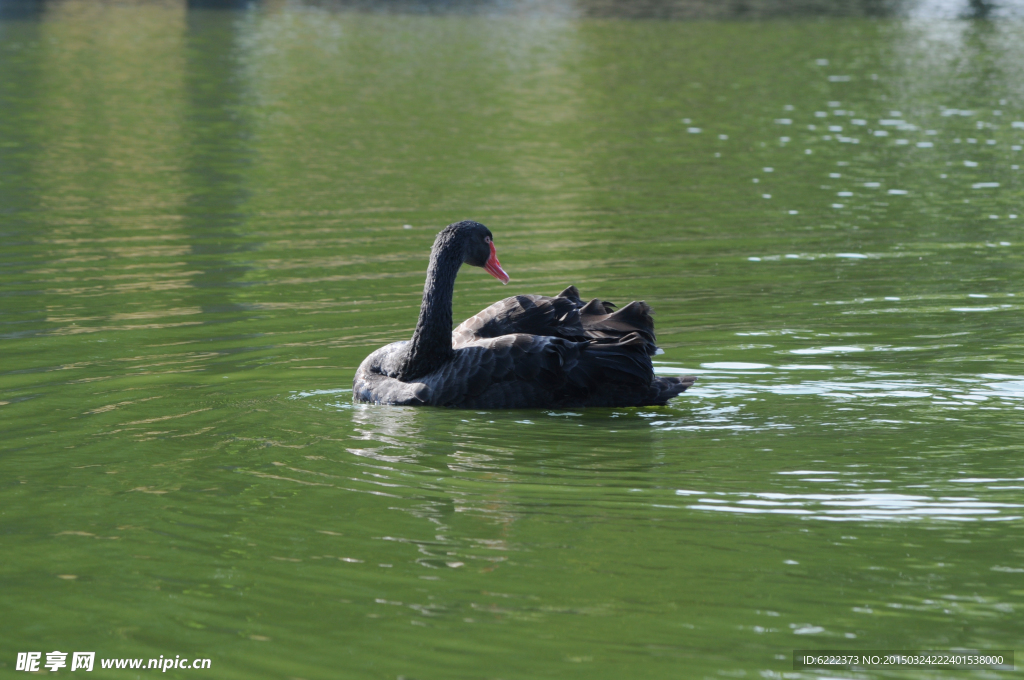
xmin=452 ymin=292 xmax=585 ymax=347
xmin=425 ymin=334 xmax=575 ymax=408
xmin=454 ymin=287 xmax=660 ymax=355
xmin=427 ymin=331 xmax=676 ymax=408
xmin=580 ymin=300 xmax=658 ymax=355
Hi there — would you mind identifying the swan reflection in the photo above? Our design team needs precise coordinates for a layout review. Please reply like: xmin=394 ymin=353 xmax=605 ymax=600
xmin=349 ymin=404 xmax=427 ymax=462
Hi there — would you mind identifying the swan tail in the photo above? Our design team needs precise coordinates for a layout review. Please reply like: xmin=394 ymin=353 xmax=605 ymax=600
xmin=642 ymin=375 xmax=696 ymax=406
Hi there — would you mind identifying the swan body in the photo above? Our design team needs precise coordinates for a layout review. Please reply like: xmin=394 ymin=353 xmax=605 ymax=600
xmin=353 ymin=221 xmax=694 ymax=408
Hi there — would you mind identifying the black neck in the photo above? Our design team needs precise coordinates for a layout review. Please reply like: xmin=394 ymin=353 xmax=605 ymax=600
xmin=396 ymin=236 xmax=462 ymax=380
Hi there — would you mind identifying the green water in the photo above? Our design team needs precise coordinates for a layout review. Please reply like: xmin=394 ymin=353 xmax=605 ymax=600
xmin=3 ymin=3 xmax=1024 ymax=678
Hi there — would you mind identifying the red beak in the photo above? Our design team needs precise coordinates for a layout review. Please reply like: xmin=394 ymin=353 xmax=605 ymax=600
xmin=483 ymin=241 xmax=509 ymax=285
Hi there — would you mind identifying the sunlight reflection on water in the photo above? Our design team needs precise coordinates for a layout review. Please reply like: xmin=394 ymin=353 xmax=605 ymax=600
xmin=679 ymin=488 xmax=1023 ymax=522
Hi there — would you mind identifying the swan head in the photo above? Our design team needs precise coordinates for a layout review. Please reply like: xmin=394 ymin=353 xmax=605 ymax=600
xmin=442 ymin=220 xmax=510 ymax=285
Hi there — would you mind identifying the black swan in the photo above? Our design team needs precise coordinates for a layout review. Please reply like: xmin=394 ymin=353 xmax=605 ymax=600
xmin=353 ymin=220 xmax=695 ymax=408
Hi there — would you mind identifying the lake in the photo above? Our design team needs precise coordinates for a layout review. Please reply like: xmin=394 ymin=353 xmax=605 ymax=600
xmin=2 ymin=1 xmax=1023 ymax=678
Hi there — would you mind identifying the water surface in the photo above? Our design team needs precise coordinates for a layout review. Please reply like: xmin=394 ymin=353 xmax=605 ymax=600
xmin=2 ymin=3 xmax=1023 ymax=678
